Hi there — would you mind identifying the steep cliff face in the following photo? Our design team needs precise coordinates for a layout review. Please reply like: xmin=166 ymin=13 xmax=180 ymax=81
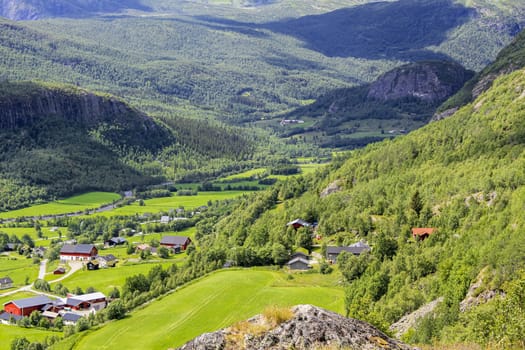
xmin=177 ymin=305 xmax=415 ymax=350
xmin=0 ymin=81 xmax=171 ymax=151
xmin=367 ymin=61 xmax=472 ymax=103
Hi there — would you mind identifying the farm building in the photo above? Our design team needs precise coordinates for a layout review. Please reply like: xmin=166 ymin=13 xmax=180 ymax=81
xmin=3 ymin=295 xmax=54 ymax=316
xmin=97 ymin=254 xmax=117 ymax=268
xmin=60 ymin=244 xmax=98 ymax=261
xmin=62 ymin=312 xmax=82 ymax=325
xmin=0 ymin=277 xmax=13 ymax=289
xmin=0 ymin=311 xmax=22 ymax=325
xmin=412 ymin=228 xmax=435 ymax=240
xmin=286 ymin=219 xmax=312 ymax=230
xmin=65 ymin=292 xmax=107 ymax=312
xmin=286 ymin=257 xmax=311 ymax=270
xmin=160 ymin=216 xmax=171 ymax=224
xmin=290 ymin=252 xmax=309 ymax=260
xmin=53 ymin=267 xmax=66 ymax=275
xmin=105 ymin=237 xmax=127 ymax=247
xmin=160 ymin=235 xmax=192 ymax=251
xmin=326 ymin=242 xmax=371 ymax=262
xmin=87 ymin=260 xmax=99 ymax=270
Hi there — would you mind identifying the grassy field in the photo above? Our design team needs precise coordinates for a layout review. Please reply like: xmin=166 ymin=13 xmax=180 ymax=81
xmin=90 ymin=191 xmax=249 ymax=217
xmin=0 ymin=192 xmax=121 ymax=219
xmin=219 ymin=168 xmax=267 ymax=181
xmin=53 ymin=261 xmax=177 ymax=295
xmin=0 ymin=325 xmax=59 ymax=350
xmin=62 ymin=268 xmax=344 ymax=350
xmin=0 ymin=226 xmax=65 ymax=247
xmin=0 ymin=254 xmax=40 ymax=287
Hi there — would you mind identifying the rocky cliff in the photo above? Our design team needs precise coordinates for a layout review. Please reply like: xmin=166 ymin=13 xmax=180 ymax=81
xmin=177 ymin=305 xmax=415 ymax=350
xmin=0 ymin=81 xmax=171 ymax=151
xmin=367 ymin=61 xmax=473 ymax=103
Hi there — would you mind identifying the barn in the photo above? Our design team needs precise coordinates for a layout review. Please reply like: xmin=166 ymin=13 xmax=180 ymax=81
xmin=160 ymin=236 xmax=192 ymax=251
xmin=60 ymin=244 xmax=98 ymax=261
xmin=3 ymin=295 xmax=53 ymax=317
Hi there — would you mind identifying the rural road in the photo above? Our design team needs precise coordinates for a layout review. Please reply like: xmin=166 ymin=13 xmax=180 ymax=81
xmin=38 ymin=259 xmax=48 ymax=279
xmin=0 ymin=261 xmax=83 ymax=298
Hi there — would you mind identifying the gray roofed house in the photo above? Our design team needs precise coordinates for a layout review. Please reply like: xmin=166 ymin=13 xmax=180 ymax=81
xmin=291 ymin=252 xmax=309 ymax=260
xmin=62 ymin=312 xmax=82 ymax=325
xmin=286 ymin=257 xmax=311 ymax=270
xmin=107 ymin=237 xmax=127 ymax=246
xmin=97 ymin=254 xmax=118 ymax=268
xmin=326 ymin=243 xmax=371 ymax=262
xmin=0 ymin=277 xmax=13 ymax=289
xmin=0 ymin=312 xmax=22 ymax=324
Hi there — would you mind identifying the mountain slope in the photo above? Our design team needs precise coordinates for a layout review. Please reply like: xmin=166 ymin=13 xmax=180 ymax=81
xmin=437 ymin=27 xmax=525 ymax=118
xmin=204 ymin=65 xmax=525 ymax=345
xmin=0 ymin=81 xmax=172 ymax=211
xmin=282 ymin=60 xmax=473 ymax=149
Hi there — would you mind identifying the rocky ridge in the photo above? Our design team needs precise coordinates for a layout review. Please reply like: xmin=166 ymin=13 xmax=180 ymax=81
xmin=177 ymin=305 xmax=416 ymax=350
xmin=367 ymin=61 xmax=472 ymax=103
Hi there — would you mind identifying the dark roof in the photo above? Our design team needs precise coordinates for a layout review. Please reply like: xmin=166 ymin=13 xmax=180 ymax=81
xmin=109 ymin=237 xmax=126 ymax=244
xmin=62 ymin=313 xmax=82 ymax=322
xmin=7 ymin=295 xmax=53 ymax=309
xmin=60 ymin=244 xmax=96 ymax=255
xmin=291 ymin=252 xmax=309 ymax=259
xmin=0 ymin=312 xmax=22 ymax=322
xmin=0 ymin=277 xmax=13 ymax=284
xmin=286 ymin=257 xmax=310 ymax=266
xmin=326 ymin=245 xmax=371 ymax=256
xmin=54 ymin=267 xmax=66 ymax=273
xmin=286 ymin=219 xmax=311 ymax=227
xmin=98 ymin=254 xmax=117 ymax=262
xmin=160 ymin=236 xmax=190 ymax=246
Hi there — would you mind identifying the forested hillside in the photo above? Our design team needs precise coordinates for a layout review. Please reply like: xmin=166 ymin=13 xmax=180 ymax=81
xmin=282 ymin=60 xmax=473 ymax=149
xmin=0 ymin=81 xmax=260 ymax=210
xmin=198 ymin=63 xmax=525 ymax=346
xmin=0 ymin=0 xmax=523 ymax=149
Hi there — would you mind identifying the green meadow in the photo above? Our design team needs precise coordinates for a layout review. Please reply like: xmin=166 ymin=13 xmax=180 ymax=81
xmin=53 ymin=261 xmax=177 ymax=295
xmin=0 ymin=192 xmax=120 ymax=219
xmin=0 ymin=227 xmax=64 ymax=247
xmin=90 ymin=191 xmax=249 ymax=217
xmin=65 ymin=268 xmax=344 ymax=350
xmin=0 ymin=325 xmax=59 ymax=350
xmin=0 ymin=254 xmax=39 ymax=287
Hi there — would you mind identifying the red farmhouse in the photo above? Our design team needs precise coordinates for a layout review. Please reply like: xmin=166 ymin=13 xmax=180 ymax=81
xmin=286 ymin=219 xmax=311 ymax=230
xmin=411 ymin=228 xmax=435 ymax=240
xmin=3 ymin=295 xmax=53 ymax=317
xmin=60 ymin=244 xmax=98 ymax=261
xmin=160 ymin=236 xmax=192 ymax=251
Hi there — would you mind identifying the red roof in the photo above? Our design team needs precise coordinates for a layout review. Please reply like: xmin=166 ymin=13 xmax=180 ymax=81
xmin=411 ymin=228 xmax=435 ymax=236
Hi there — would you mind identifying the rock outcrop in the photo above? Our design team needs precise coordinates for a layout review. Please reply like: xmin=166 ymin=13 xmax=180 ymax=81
xmin=389 ymin=298 xmax=443 ymax=339
xmin=178 ymin=305 xmax=416 ymax=350
xmin=367 ymin=61 xmax=473 ymax=103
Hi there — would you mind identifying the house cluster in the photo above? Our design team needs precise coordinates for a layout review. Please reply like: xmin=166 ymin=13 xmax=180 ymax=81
xmin=0 ymin=292 xmax=107 ymax=325
xmin=59 ymin=244 xmax=118 ymax=270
